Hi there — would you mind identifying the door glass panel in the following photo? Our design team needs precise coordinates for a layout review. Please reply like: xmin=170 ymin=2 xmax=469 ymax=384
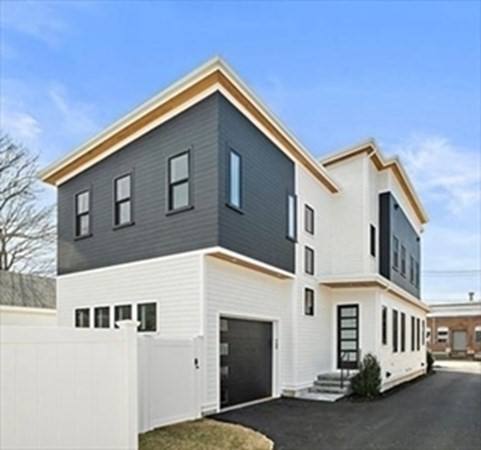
xmin=220 ymin=343 xmax=229 ymax=356
xmin=341 ymin=341 xmax=357 ymax=350
xmin=340 ymin=307 xmax=357 ymax=317
xmin=341 ymin=329 xmax=356 ymax=339
xmin=341 ymin=318 xmax=356 ymax=328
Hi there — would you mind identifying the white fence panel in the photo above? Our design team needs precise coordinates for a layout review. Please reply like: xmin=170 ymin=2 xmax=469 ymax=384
xmin=138 ymin=336 xmax=202 ymax=432
xmin=0 ymin=322 xmax=138 ymax=450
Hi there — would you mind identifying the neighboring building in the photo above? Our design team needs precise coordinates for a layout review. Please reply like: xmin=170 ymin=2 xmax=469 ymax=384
xmin=0 ymin=271 xmax=57 ymax=326
xmin=427 ymin=298 xmax=481 ymax=359
xmin=39 ymin=57 xmax=429 ymax=411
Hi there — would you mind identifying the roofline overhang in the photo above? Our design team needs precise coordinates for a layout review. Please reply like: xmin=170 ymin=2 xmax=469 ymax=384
xmin=39 ymin=57 xmax=339 ymax=193
xmin=321 ymin=138 xmax=429 ymax=225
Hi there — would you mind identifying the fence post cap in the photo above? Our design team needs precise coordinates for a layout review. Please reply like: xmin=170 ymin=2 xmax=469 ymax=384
xmin=116 ymin=320 xmax=140 ymax=329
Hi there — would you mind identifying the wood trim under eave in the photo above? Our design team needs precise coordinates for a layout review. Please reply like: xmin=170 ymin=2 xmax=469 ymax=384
xmin=322 ymin=147 xmax=371 ymax=167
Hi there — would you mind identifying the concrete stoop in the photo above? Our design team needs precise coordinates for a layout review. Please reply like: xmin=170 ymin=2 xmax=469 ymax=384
xmin=296 ymin=372 xmax=357 ymax=403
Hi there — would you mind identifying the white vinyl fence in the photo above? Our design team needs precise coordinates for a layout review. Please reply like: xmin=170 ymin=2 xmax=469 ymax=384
xmin=138 ymin=335 xmax=202 ymax=432
xmin=0 ymin=322 xmax=138 ymax=450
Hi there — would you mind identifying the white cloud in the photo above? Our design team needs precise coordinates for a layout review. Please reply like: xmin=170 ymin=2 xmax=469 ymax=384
xmin=0 ymin=100 xmax=42 ymax=149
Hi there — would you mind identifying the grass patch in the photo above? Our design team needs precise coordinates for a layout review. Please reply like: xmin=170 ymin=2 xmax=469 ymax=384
xmin=139 ymin=418 xmax=273 ymax=450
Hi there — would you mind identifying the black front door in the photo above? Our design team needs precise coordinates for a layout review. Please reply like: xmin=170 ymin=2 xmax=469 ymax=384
xmin=337 ymin=305 xmax=359 ymax=369
xmin=220 ymin=318 xmax=272 ymax=408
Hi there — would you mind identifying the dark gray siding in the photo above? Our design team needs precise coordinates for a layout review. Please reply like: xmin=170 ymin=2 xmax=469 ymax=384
xmin=379 ymin=192 xmax=421 ymax=298
xmin=58 ymin=94 xmax=220 ymax=275
xmin=217 ymin=95 xmax=295 ymax=273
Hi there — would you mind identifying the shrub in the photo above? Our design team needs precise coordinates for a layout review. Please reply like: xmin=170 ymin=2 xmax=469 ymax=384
xmin=426 ymin=350 xmax=434 ymax=373
xmin=351 ymin=353 xmax=381 ymax=398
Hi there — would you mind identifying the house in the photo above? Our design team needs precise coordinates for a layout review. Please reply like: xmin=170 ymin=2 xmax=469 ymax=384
xmin=39 ymin=57 xmax=429 ymax=412
xmin=427 ymin=296 xmax=481 ymax=359
xmin=0 ymin=271 xmax=57 ymax=326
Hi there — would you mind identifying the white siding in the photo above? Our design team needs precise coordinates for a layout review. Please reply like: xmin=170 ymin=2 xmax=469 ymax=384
xmin=203 ymin=256 xmax=293 ymax=412
xmin=57 ymin=252 xmax=202 ymax=336
xmin=0 ymin=306 xmax=57 ymax=327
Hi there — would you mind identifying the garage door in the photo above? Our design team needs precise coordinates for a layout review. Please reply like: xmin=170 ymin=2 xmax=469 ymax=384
xmin=220 ymin=318 xmax=272 ymax=408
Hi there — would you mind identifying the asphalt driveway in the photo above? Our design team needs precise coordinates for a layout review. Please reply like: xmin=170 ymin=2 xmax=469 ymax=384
xmin=215 ymin=362 xmax=481 ymax=450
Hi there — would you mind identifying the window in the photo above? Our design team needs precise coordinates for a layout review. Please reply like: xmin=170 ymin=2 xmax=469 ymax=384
xmin=287 ymin=194 xmax=297 ymax=240
xmin=228 ymin=150 xmax=242 ymax=209
xmin=400 ymin=313 xmax=406 ymax=352
xmin=75 ymin=308 xmax=90 ymax=328
xmin=305 ymin=246 xmax=314 ymax=275
xmin=114 ymin=174 xmax=132 ymax=226
xmin=426 ymin=327 xmax=431 ymax=342
xmin=411 ymin=316 xmax=415 ymax=351
xmin=370 ymin=224 xmax=376 ymax=257
xmin=393 ymin=236 xmax=399 ymax=269
xmin=422 ymin=320 xmax=425 ymax=346
xmin=409 ymin=255 xmax=414 ymax=283
xmin=168 ymin=151 xmax=190 ymax=211
xmin=138 ymin=303 xmax=157 ymax=332
xmin=415 ymin=262 xmax=420 ymax=288
xmin=437 ymin=327 xmax=449 ymax=343
xmin=392 ymin=309 xmax=398 ymax=352
xmin=416 ymin=318 xmax=421 ymax=350
xmin=114 ymin=304 xmax=132 ymax=327
xmin=94 ymin=306 xmax=110 ymax=328
xmin=381 ymin=306 xmax=388 ymax=345
xmin=305 ymin=205 xmax=314 ymax=234
xmin=75 ymin=190 xmax=90 ymax=237
xmin=475 ymin=326 xmax=481 ymax=343
xmin=401 ymin=245 xmax=406 ymax=276
xmin=304 ymin=288 xmax=315 ymax=316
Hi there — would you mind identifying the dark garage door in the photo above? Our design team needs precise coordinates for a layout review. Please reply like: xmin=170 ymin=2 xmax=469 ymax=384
xmin=220 ymin=318 xmax=272 ymax=408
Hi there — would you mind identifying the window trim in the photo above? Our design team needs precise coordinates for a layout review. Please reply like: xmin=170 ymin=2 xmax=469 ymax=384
xmin=287 ymin=194 xmax=297 ymax=241
xmin=167 ymin=150 xmax=192 ymax=214
xmin=304 ymin=245 xmax=315 ymax=275
xmin=370 ymin=224 xmax=376 ymax=257
xmin=305 ymin=204 xmax=315 ymax=235
xmin=227 ymin=148 xmax=243 ymax=212
xmin=304 ymin=288 xmax=315 ymax=316
xmin=113 ymin=172 xmax=134 ymax=229
xmin=74 ymin=189 xmax=92 ymax=239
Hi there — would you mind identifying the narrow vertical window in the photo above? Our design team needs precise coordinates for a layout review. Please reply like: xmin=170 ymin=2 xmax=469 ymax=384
xmin=287 ymin=194 xmax=297 ymax=240
xmin=75 ymin=308 xmax=90 ymax=328
xmin=370 ymin=224 xmax=376 ymax=257
xmin=305 ymin=205 xmax=314 ymax=234
xmin=228 ymin=150 xmax=242 ymax=209
xmin=401 ymin=245 xmax=406 ymax=276
xmin=411 ymin=316 xmax=415 ymax=351
xmin=422 ymin=320 xmax=425 ymax=346
xmin=393 ymin=236 xmax=399 ymax=269
xmin=409 ymin=255 xmax=414 ymax=283
xmin=381 ymin=306 xmax=387 ymax=345
xmin=416 ymin=318 xmax=420 ymax=350
xmin=114 ymin=304 xmax=132 ymax=327
xmin=305 ymin=246 xmax=314 ymax=275
xmin=401 ymin=312 xmax=406 ymax=352
xmin=114 ymin=174 xmax=132 ymax=226
xmin=392 ymin=309 xmax=398 ymax=352
xmin=94 ymin=306 xmax=110 ymax=328
xmin=415 ymin=262 xmax=420 ymax=287
xmin=138 ymin=303 xmax=157 ymax=332
xmin=304 ymin=288 xmax=315 ymax=316
xmin=168 ymin=151 xmax=190 ymax=211
xmin=75 ymin=190 xmax=90 ymax=237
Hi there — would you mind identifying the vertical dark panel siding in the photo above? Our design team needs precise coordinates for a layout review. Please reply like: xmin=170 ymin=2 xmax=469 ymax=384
xmin=378 ymin=192 xmax=421 ymax=298
xmin=217 ymin=95 xmax=295 ymax=273
xmin=57 ymin=94 xmax=220 ymax=275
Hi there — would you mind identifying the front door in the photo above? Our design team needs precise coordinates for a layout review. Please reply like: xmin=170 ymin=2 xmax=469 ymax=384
xmin=452 ymin=330 xmax=467 ymax=352
xmin=337 ymin=305 xmax=359 ymax=369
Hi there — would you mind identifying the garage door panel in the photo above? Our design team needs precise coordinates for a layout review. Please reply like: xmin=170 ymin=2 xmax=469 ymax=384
xmin=220 ymin=318 xmax=272 ymax=408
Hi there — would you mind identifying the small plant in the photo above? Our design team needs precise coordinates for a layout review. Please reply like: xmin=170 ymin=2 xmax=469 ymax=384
xmin=351 ymin=353 xmax=381 ymax=398
xmin=426 ymin=350 xmax=434 ymax=373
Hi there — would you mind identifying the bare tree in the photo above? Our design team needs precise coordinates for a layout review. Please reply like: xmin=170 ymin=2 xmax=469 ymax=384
xmin=0 ymin=132 xmax=56 ymax=275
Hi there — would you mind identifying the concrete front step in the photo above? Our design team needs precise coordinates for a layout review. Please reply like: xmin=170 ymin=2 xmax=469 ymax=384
xmin=297 ymin=391 xmax=346 ymax=403
xmin=310 ymin=384 xmax=350 ymax=395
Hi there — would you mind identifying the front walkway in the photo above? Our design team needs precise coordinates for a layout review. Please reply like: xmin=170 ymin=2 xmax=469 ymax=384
xmin=215 ymin=362 xmax=481 ymax=450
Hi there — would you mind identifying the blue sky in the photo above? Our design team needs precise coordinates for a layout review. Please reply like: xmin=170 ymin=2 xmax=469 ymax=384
xmin=1 ymin=1 xmax=480 ymax=301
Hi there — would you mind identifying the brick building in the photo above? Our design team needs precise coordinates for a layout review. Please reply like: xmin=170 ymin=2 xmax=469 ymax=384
xmin=427 ymin=298 xmax=481 ymax=359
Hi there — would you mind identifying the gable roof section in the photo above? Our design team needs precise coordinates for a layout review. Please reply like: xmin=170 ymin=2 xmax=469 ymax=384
xmin=39 ymin=57 xmax=339 ymax=193
xmin=321 ymin=138 xmax=429 ymax=225
xmin=0 ymin=271 xmax=56 ymax=309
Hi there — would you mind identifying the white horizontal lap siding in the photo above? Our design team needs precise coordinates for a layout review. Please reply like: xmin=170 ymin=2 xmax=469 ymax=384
xmin=204 ymin=256 xmax=293 ymax=412
xmin=326 ymin=156 xmax=368 ymax=274
xmin=294 ymin=164 xmax=333 ymax=386
xmin=0 ymin=307 xmax=57 ymax=327
xmin=379 ymin=290 xmax=427 ymax=389
xmin=57 ymin=253 xmax=202 ymax=336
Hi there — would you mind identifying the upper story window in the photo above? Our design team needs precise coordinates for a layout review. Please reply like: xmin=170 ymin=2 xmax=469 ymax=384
xmin=409 ymin=255 xmax=415 ymax=283
xmin=168 ymin=151 xmax=190 ymax=212
xmin=75 ymin=190 xmax=90 ymax=238
xmin=370 ymin=224 xmax=376 ymax=257
xmin=392 ymin=308 xmax=398 ymax=352
xmin=94 ymin=306 xmax=110 ymax=328
xmin=114 ymin=174 xmax=132 ymax=226
xmin=228 ymin=150 xmax=242 ymax=209
xmin=304 ymin=288 xmax=315 ymax=316
xmin=415 ymin=262 xmax=420 ymax=288
xmin=75 ymin=308 xmax=90 ymax=328
xmin=138 ymin=302 xmax=157 ymax=332
xmin=305 ymin=205 xmax=314 ymax=234
xmin=305 ymin=246 xmax=314 ymax=275
xmin=287 ymin=194 xmax=297 ymax=240
xmin=381 ymin=306 xmax=388 ymax=345
xmin=392 ymin=236 xmax=399 ymax=270
xmin=400 ymin=245 xmax=406 ymax=276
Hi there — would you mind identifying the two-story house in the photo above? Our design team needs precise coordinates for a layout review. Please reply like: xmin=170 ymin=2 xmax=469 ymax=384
xmin=40 ymin=57 xmax=429 ymax=413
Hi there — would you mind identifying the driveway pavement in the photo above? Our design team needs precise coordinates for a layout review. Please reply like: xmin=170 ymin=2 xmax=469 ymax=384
xmin=215 ymin=363 xmax=481 ymax=450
